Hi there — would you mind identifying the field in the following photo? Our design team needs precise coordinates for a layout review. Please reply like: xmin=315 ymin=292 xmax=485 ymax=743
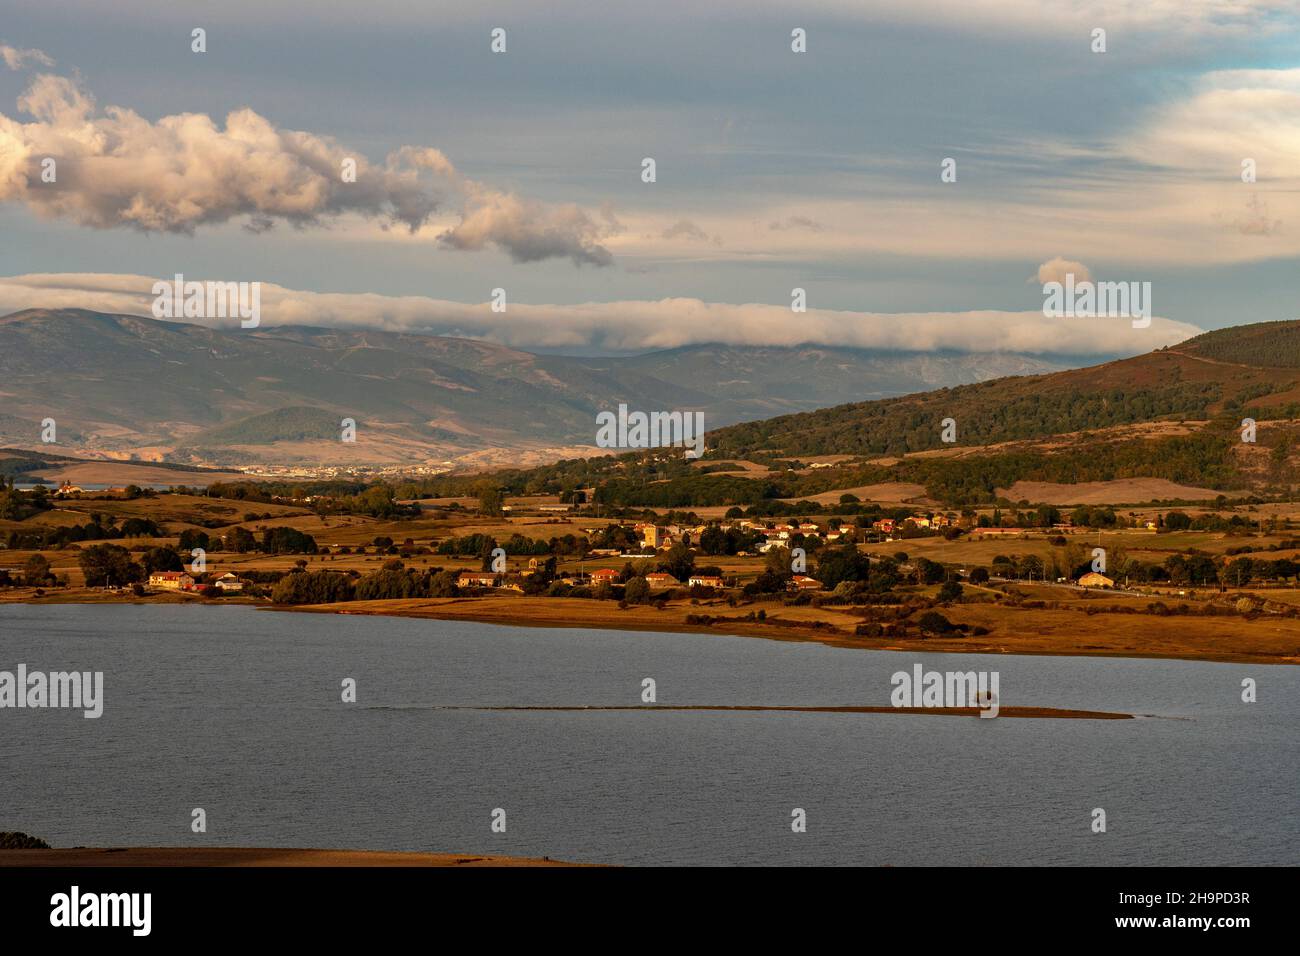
xmin=4 ymin=488 xmax=1300 ymax=667
xmin=997 ymin=479 xmax=1225 ymax=506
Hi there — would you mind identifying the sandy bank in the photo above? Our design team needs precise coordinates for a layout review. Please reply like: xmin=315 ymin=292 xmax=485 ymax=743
xmin=0 ymin=847 xmax=581 ymax=867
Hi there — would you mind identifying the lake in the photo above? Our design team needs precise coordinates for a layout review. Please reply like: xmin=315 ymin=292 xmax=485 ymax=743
xmin=1 ymin=603 xmax=1296 ymax=865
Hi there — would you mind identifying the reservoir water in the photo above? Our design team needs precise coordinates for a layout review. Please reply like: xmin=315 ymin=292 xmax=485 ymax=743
xmin=2 ymin=603 xmax=1295 ymax=865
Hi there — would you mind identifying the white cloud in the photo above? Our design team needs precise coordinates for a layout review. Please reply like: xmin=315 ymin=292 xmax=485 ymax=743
xmin=0 ymin=43 xmax=53 ymax=71
xmin=1128 ymin=68 xmax=1300 ymax=179
xmin=0 ymin=63 xmax=616 ymax=265
xmin=0 ymin=272 xmax=1202 ymax=357
xmin=1034 ymin=257 xmax=1092 ymax=286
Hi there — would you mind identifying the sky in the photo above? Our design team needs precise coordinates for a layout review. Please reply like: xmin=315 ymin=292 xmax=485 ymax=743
xmin=1 ymin=0 xmax=1298 ymax=357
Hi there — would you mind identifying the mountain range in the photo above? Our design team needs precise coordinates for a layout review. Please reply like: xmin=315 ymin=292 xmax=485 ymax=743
xmin=404 ymin=319 xmax=1300 ymax=509
xmin=0 ymin=309 xmax=1066 ymax=470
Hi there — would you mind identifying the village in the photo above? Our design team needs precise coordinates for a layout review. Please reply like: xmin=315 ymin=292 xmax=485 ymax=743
xmin=6 ymin=481 xmax=1289 ymax=609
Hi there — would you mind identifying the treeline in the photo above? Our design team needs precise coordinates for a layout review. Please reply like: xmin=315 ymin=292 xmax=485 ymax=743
xmin=888 ymin=432 xmax=1243 ymax=506
xmin=1175 ymin=322 xmax=1300 ymax=369
xmin=5 ymin=516 xmax=163 ymax=550
xmin=201 ymin=481 xmax=418 ymax=519
xmin=986 ymin=550 xmax=1300 ymax=588
xmin=0 ymin=480 xmax=55 ymax=521
xmin=436 ymin=532 xmax=585 ymax=558
xmin=707 ymin=380 xmax=1223 ymax=458
xmin=269 ymin=563 xmax=478 ymax=604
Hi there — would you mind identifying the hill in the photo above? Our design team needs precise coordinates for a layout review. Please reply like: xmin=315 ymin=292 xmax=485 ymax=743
xmin=706 ymin=324 xmax=1300 ymax=459
xmin=399 ymin=320 xmax=1300 ymax=508
xmin=1175 ymin=321 xmax=1300 ymax=368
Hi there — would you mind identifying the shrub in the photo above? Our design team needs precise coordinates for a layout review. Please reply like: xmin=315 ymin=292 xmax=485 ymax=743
xmin=917 ymin=610 xmax=958 ymax=635
xmin=937 ymin=580 xmax=963 ymax=603
xmin=0 ymin=831 xmax=50 ymax=849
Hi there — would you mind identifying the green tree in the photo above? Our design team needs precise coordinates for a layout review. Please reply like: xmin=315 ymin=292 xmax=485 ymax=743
xmin=227 ymin=527 xmax=257 ymax=553
xmin=142 ymin=547 xmax=183 ymax=573
xmin=661 ymin=542 xmax=695 ymax=582
xmin=271 ymin=570 xmax=354 ymax=604
xmin=476 ymin=482 xmax=503 ymax=516
xmin=78 ymin=544 xmax=142 ymax=588
xmin=429 ymin=569 xmax=459 ymax=597
xmin=623 ymin=576 xmax=650 ymax=604
xmin=815 ymin=543 xmax=871 ymax=589
xmin=23 ymin=553 xmax=51 ymax=586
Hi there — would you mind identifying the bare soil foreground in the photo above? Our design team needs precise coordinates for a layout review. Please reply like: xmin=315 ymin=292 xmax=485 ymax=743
xmin=0 ymin=847 xmax=581 ymax=867
xmin=289 ymin=596 xmax=1300 ymax=666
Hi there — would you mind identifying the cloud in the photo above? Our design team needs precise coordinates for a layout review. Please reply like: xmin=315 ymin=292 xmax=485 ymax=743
xmin=0 ymin=272 xmax=1202 ymax=357
xmin=1127 ymin=68 xmax=1300 ymax=179
xmin=661 ymin=219 xmax=711 ymax=242
xmin=1221 ymin=194 xmax=1282 ymax=236
xmin=768 ymin=216 xmax=824 ymax=233
xmin=0 ymin=60 xmax=615 ymax=265
xmin=0 ymin=44 xmax=53 ymax=71
xmin=1034 ymin=257 xmax=1092 ymax=286
xmin=43 ymin=1 xmax=1292 ymax=40
xmin=441 ymin=187 xmax=619 ymax=266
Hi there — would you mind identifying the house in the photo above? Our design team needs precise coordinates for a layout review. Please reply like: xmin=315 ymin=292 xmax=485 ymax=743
xmin=1077 ymin=571 xmax=1115 ymax=588
xmin=590 ymin=568 xmax=621 ymax=585
xmin=873 ymin=519 xmax=895 ymax=534
xmin=53 ymin=481 xmax=84 ymax=498
xmin=212 ymin=572 xmax=244 ymax=592
xmin=457 ymin=572 xmax=499 ymax=588
xmin=790 ymin=575 xmax=822 ymax=591
xmin=149 ymin=571 xmax=194 ymax=590
xmin=644 ymin=572 xmax=678 ymax=589
xmin=688 ymin=575 xmax=725 ymax=589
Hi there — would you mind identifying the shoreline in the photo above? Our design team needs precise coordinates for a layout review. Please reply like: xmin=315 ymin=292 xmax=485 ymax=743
xmin=276 ymin=596 xmax=1300 ymax=666
xmin=0 ymin=847 xmax=583 ymax=867
xmin=6 ymin=591 xmax=1299 ymax=666
xmin=428 ymin=704 xmax=1133 ymax=719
